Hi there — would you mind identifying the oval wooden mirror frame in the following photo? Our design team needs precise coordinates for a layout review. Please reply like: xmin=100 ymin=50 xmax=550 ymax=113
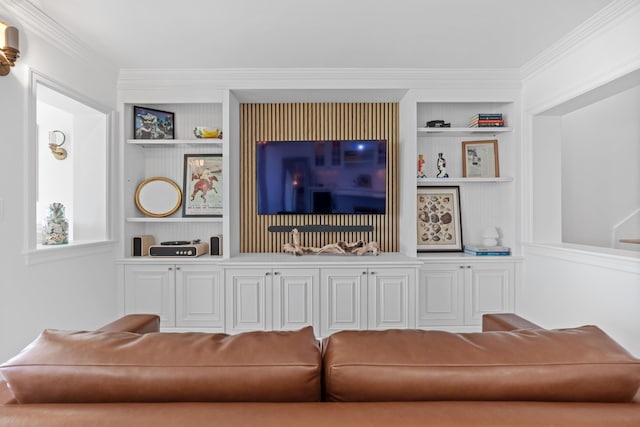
xmin=134 ymin=177 xmax=182 ymax=218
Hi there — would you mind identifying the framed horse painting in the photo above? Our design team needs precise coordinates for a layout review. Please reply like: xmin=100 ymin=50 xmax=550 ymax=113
xmin=182 ymin=154 xmax=223 ymax=217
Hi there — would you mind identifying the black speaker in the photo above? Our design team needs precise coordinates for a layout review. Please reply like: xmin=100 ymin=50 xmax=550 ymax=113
xmin=210 ymin=235 xmax=222 ymax=256
xmin=132 ymin=235 xmax=155 ymax=256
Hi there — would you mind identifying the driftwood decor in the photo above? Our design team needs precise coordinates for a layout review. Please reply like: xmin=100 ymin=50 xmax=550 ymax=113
xmin=283 ymin=228 xmax=379 ymax=256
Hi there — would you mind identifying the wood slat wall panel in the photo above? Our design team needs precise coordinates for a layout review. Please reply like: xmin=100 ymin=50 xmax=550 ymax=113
xmin=240 ymin=103 xmax=399 ymax=253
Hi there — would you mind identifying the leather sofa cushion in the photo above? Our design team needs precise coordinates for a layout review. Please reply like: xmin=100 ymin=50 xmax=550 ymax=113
xmin=0 ymin=327 xmax=321 ymax=403
xmin=323 ymin=326 xmax=640 ymax=402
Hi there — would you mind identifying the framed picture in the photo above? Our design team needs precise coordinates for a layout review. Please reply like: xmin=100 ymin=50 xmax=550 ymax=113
xmin=417 ymin=186 xmax=463 ymax=252
xmin=133 ymin=106 xmax=174 ymax=139
xmin=183 ymin=154 xmax=223 ymax=217
xmin=462 ymin=139 xmax=499 ymax=178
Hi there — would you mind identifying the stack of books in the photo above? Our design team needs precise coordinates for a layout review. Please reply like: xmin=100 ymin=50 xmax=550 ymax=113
xmin=463 ymin=245 xmax=511 ymax=256
xmin=469 ymin=113 xmax=505 ymax=128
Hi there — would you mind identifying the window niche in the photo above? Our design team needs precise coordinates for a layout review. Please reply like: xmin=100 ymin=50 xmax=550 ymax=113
xmin=531 ymin=70 xmax=640 ymax=254
xmin=26 ymin=72 xmax=114 ymax=262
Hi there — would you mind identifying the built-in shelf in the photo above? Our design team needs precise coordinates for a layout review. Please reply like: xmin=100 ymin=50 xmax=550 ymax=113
xmin=417 ymin=127 xmax=511 ymax=137
xmin=417 ymin=177 xmax=513 ymax=184
xmin=126 ymin=217 xmax=223 ymax=223
xmin=126 ymin=139 xmax=224 ymax=147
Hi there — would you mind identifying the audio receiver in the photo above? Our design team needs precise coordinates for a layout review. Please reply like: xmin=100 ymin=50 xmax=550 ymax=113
xmin=148 ymin=242 xmax=209 ymax=257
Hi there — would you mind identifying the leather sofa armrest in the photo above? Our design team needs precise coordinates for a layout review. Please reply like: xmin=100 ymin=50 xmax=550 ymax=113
xmin=96 ymin=314 xmax=160 ymax=334
xmin=482 ymin=313 xmax=542 ymax=332
xmin=0 ymin=380 xmax=16 ymax=404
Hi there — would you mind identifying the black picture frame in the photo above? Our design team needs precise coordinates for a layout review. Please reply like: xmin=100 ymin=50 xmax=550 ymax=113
xmin=133 ymin=106 xmax=175 ymax=139
xmin=417 ymin=186 xmax=463 ymax=252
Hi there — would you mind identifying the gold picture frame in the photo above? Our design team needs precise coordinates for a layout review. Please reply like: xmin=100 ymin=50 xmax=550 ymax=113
xmin=134 ymin=177 xmax=182 ymax=218
xmin=462 ymin=139 xmax=499 ymax=178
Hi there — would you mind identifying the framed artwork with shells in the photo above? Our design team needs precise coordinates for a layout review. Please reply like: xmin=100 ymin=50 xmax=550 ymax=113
xmin=416 ymin=186 xmax=463 ymax=252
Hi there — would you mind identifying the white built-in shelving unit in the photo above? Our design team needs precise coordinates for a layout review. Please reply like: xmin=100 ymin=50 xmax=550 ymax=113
xmin=121 ymin=101 xmax=227 ymax=258
xmin=415 ymin=101 xmax=518 ymax=253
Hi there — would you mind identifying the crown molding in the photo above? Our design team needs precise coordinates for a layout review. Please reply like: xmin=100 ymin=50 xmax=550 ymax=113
xmin=520 ymin=0 xmax=640 ymax=81
xmin=2 ymin=0 xmax=116 ymax=72
xmin=118 ymin=67 xmax=522 ymax=91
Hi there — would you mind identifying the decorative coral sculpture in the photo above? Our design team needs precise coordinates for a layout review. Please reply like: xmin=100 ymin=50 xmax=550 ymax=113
xmin=42 ymin=202 xmax=69 ymax=245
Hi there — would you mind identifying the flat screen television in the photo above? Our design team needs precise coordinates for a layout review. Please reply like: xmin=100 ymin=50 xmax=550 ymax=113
xmin=256 ymin=140 xmax=387 ymax=215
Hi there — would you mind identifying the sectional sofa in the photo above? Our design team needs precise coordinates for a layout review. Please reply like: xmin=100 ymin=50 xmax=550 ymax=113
xmin=1 ymin=313 xmax=639 ymax=426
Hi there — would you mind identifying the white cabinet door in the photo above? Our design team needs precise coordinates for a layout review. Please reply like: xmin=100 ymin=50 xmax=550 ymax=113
xmin=124 ymin=264 xmax=175 ymax=328
xmin=368 ymin=268 xmax=413 ymax=330
xmin=321 ymin=268 xmax=368 ymax=336
xmin=417 ymin=264 xmax=464 ymax=327
xmin=225 ymin=268 xmax=271 ymax=333
xmin=464 ymin=262 xmax=515 ymax=326
xmin=272 ymin=268 xmax=320 ymax=331
xmin=175 ymin=265 xmax=224 ymax=330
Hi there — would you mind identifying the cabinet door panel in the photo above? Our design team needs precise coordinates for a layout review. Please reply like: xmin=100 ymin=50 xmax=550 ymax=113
xmin=225 ymin=269 xmax=270 ymax=333
xmin=176 ymin=266 xmax=224 ymax=329
xmin=273 ymin=269 xmax=319 ymax=331
xmin=418 ymin=265 xmax=463 ymax=327
xmin=124 ymin=265 xmax=175 ymax=327
xmin=321 ymin=269 xmax=367 ymax=336
xmin=465 ymin=264 xmax=514 ymax=325
xmin=369 ymin=268 xmax=411 ymax=329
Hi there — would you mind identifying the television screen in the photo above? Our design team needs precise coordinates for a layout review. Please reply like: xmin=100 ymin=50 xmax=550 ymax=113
xmin=256 ymin=140 xmax=387 ymax=215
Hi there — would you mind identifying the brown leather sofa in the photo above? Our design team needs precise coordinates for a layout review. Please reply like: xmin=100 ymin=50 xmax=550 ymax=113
xmin=1 ymin=313 xmax=639 ymax=426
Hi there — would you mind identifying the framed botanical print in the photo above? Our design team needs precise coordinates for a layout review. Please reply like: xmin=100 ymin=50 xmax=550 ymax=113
xmin=182 ymin=154 xmax=223 ymax=217
xmin=417 ymin=186 xmax=463 ymax=252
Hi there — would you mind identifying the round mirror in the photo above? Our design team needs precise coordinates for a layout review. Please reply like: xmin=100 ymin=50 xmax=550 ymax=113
xmin=134 ymin=177 xmax=182 ymax=217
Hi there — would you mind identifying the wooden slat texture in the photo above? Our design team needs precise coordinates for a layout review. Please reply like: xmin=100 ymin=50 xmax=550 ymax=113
xmin=240 ymin=103 xmax=399 ymax=253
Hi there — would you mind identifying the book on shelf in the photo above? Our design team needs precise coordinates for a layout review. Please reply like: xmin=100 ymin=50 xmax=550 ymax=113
xmin=464 ymin=250 xmax=511 ymax=256
xmin=469 ymin=120 xmax=505 ymax=128
xmin=463 ymin=244 xmax=511 ymax=256
xmin=470 ymin=113 xmax=503 ymax=120
xmin=469 ymin=113 xmax=505 ymax=128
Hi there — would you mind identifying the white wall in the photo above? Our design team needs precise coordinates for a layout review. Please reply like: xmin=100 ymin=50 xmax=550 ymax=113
xmin=520 ymin=1 xmax=640 ymax=355
xmin=518 ymin=246 xmax=640 ymax=356
xmin=0 ymin=5 xmax=119 ymax=362
xmin=561 ymin=85 xmax=640 ymax=248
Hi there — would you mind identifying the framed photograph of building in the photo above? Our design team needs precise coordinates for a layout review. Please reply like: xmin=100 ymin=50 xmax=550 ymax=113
xmin=133 ymin=106 xmax=175 ymax=139
xmin=462 ymin=139 xmax=499 ymax=178
xmin=183 ymin=154 xmax=223 ymax=217
xmin=417 ymin=186 xmax=463 ymax=252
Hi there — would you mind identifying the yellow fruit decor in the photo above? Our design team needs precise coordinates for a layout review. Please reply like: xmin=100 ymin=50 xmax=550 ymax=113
xmin=194 ymin=126 xmax=223 ymax=139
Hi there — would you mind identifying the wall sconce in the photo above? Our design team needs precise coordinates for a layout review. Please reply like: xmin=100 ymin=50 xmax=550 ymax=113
xmin=48 ymin=130 xmax=68 ymax=160
xmin=0 ymin=21 xmax=20 ymax=77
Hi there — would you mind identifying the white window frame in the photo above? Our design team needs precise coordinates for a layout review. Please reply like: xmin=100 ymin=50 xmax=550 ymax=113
xmin=24 ymin=70 xmax=116 ymax=265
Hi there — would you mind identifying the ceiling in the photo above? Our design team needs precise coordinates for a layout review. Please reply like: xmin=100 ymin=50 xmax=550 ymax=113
xmin=26 ymin=0 xmax=614 ymax=70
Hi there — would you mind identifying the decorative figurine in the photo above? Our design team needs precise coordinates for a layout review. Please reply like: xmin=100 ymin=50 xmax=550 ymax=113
xmin=436 ymin=152 xmax=449 ymax=178
xmin=481 ymin=226 xmax=500 ymax=247
xmin=417 ymin=154 xmax=426 ymax=178
xmin=42 ymin=202 xmax=69 ymax=245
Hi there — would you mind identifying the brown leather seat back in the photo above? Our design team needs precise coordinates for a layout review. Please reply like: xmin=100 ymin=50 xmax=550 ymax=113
xmin=323 ymin=326 xmax=640 ymax=402
xmin=1 ymin=327 xmax=322 ymax=403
